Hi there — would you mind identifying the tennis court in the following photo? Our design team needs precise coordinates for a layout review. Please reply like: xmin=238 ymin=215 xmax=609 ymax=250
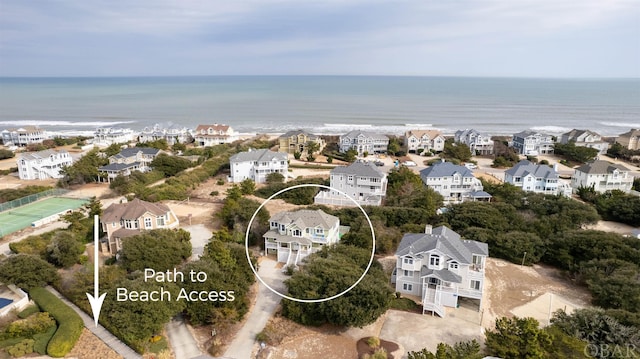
xmin=0 ymin=197 xmax=88 ymax=238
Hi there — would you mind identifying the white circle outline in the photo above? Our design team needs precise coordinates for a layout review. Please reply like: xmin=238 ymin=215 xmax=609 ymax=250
xmin=244 ymin=183 xmax=376 ymax=303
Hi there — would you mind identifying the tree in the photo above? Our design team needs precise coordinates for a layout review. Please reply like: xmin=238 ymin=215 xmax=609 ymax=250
xmin=0 ymin=149 xmax=15 ymax=160
xmin=103 ymin=143 xmax=123 ymax=157
xmin=0 ymin=254 xmax=59 ymax=290
xmin=59 ymin=149 xmax=107 ymax=186
xmin=344 ymin=148 xmax=358 ymax=162
xmin=265 ymin=172 xmax=285 ymax=184
xmin=485 ymin=316 xmax=552 ymax=359
xmin=172 ymin=142 xmax=187 ymax=152
xmin=551 ymin=309 xmax=640 ymax=351
xmin=385 ymin=166 xmax=443 ymax=213
xmin=306 ymin=141 xmax=320 ymax=162
xmin=137 ymin=139 xmax=168 ymax=150
xmin=554 ymin=141 xmax=598 ymax=163
xmin=150 ymin=154 xmax=192 ymax=177
xmin=408 ymin=340 xmax=482 ymax=359
xmin=442 ymin=140 xmax=472 ymax=162
xmin=387 ymin=137 xmax=401 ymax=156
xmin=293 ymin=151 xmax=302 ymax=160
xmin=240 ymin=178 xmax=256 ymax=195
xmin=46 ymin=232 xmax=84 ymax=268
xmin=119 ymin=229 xmax=192 ymax=272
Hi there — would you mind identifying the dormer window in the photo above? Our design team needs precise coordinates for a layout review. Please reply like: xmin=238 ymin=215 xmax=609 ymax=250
xmin=403 ymin=257 xmax=413 ymax=265
xmin=448 ymin=262 xmax=458 ymax=270
xmin=429 ymin=254 xmax=440 ymax=267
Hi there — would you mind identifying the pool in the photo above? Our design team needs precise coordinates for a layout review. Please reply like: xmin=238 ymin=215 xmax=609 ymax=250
xmin=0 ymin=297 xmax=13 ymax=309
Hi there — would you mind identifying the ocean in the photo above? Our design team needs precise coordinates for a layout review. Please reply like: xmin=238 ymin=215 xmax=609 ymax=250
xmin=0 ymin=76 xmax=638 ymax=137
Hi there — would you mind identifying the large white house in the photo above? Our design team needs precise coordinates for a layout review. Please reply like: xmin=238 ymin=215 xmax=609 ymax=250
xmin=194 ymin=124 xmax=238 ymax=146
xmin=94 ymin=127 xmax=136 ymax=147
xmin=511 ymin=130 xmax=554 ymax=155
xmin=138 ymin=123 xmax=192 ymax=145
xmin=419 ymin=161 xmax=490 ymax=203
xmin=263 ymin=209 xmax=347 ymax=267
xmin=100 ymin=198 xmax=179 ymax=255
xmin=339 ymin=131 xmax=389 ymax=156
xmin=454 ymin=129 xmax=494 ymax=155
xmin=314 ymin=161 xmax=387 ymax=206
xmin=504 ymin=160 xmax=571 ymax=196
xmin=560 ymin=129 xmax=609 ymax=155
xmin=404 ymin=130 xmax=445 ymax=154
xmin=616 ymin=129 xmax=640 ymax=151
xmin=572 ymin=160 xmax=634 ymax=193
xmin=229 ymin=148 xmax=288 ymax=183
xmin=98 ymin=147 xmax=163 ymax=182
xmin=393 ymin=225 xmax=488 ymax=317
xmin=1 ymin=126 xmax=47 ymax=147
xmin=17 ymin=149 xmax=73 ymax=180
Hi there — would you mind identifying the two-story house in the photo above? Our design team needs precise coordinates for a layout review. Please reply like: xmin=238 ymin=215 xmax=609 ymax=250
xmin=504 ymin=160 xmax=571 ymax=196
xmin=454 ymin=129 xmax=494 ymax=155
xmin=560 ymin=129 xmax=609 ymax=154
xmin=263 ymin=209 xmax=348 ymax=267
xmin=278 ymin=130 xmax=325 ymax=154
xmin=616 ymin=129 xmax=640 ymax=151
xmin=194 ymin=124 xmax=238 ymax=146
xmin=93 ymin=127 xmax=136 ymax=147
xmin=419 ymin=161 xmax=490 ymax=203
xmin=339 ymin=131 xmax=389 ymax=156
xmin=404 ymin=130 xmax=445 ymax=154
xmin=229 ymin=148 xmax=288 ymax=183
xmin=393 ymin=225 xmax=488 ymax=317
xmin=572 ymin=160 xmax=634 ymax=193
xmin=100 ymin=198 xmax=179 ymax=255
xmin=511 ymin=131 xmax=554 ymax=155
xmin=1 ymin=126 xmax=47 ymax=147
xmin=98 ymin=147 xmax=163 ymax=182
xmin=138 ymin=123 xmax=193 ymax=146
xmin=314 ymin=161 xmax=387 ymax=206
xmin=17 ymin=149 xmax=73 ymax=180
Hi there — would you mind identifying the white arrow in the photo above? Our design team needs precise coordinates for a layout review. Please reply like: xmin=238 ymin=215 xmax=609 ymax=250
xmin=86 ymin=214 xmax=107 ymax=327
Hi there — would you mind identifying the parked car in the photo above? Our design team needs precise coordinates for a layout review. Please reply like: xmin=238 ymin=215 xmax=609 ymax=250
xmin=374 ymin=160 xmax=384 ymax=166
xmin=463 ymin=163 xmax=477 ymax=169
xmin=403 ymin=161 xmax=417 ymax=167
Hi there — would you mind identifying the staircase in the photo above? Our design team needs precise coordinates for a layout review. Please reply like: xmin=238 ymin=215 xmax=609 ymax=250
xmin=284 ymin=249 xmax=299 ymax=269
xmin=422 ymin=286 xmax=445 ymax=317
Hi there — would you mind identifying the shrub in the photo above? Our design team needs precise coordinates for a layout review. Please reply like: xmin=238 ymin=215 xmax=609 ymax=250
xmin=216 ymin=178 xmax=225 ymax=185
xmin=29 ymin=287 xmax=83 ymax=358
xmin=209 ymin=191 xmax=219 ymax=196
xmin=17 ymin=304 xmax=40 ymax=319
xmin=6 ymin=339 xmax=35 ymax=358
xmin=367 ymin=336 xmax=381 ymax=348
xmin=5 ymin=312 xmax=56 ymax=337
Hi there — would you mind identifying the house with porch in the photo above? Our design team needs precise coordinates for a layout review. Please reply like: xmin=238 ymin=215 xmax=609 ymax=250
xmin=505 ymin=160 xmax=571 ymax=196
xmin=560 ymin=129 xmax=609 ymax=154
xmin=393 ymin=225 xmax=488 ymax=317
xmin=511 ymin=130 xmax=554 ymax=155
xmin=263 ymin=209 xmax=348 ymax=268
xmin=138 ymin=123 xmax=193 ymax=145
xmin=278 ymin=130 xmax=325 ymax=154
xmin=93 ymin=127 xmax=136 ymax=147
xmin=194 ymin=124 xmax=238 ymax=146
xmin=314 ymin=161 xmax=387 ymax=206
xmin=616 ymin=129 xmax=640 ymax=151
xmin=100 ymin=198 xmax=179 ymax=255
xmin=17 ymin=149 xmax=73 ymax=180
xmin=572 ymin=160 xmax=634 ymax=193
xmin=1 ymin=126 xmax=47 ymax=147
xmin=454 ymin=129 xmax=494 ymax=155
xmin=229 ymin=148 xmax=288 ymax=183
xmin=419 ymin=161 xmax=489 ymax=203
xmin=404 ymin=130 xmax=445 ymax=154
xmin=339 ymin=131 xmax=389 ymax=156
xmin=99 ymin=147 xmax=163 ymax=182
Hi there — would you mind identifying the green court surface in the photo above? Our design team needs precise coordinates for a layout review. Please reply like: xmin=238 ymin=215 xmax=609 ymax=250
xmin=0 ymin=197 xmax=87 ymax=238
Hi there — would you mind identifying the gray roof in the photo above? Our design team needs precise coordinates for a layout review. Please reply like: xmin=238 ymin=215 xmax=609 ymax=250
xmin=420 ymin=161 xmax=474 ymax=179
xmin=505 ymin=160 xmax=558 ymax=179
xmin=279 ymin=130 xmax=320 ymax=140
xmin=230 ymin=148 xmax=287 ymax=163
xmin=102 ymin=198 xmax=170 ymax=222
xmin=19 ymin=149 xmax=69 ymax=161
xmin=396 ymin=225 xmax=488 ymax=264
xmin=469 ymin=190 xmax=492 ymax=198
xmin=269 ymin=209 xmax=339 ymax=229
xmin=118 ymin=147 xmax=161 ymax=157
xmin=99 ymin=162 xmax=141 ymax=172
xmin=331 ymin=161 xmax=385 ymax=178
xmin=562 ymin=129 xmax=599 ymax=140
xmin=341 ymin=130 xmax=389 ymax=141
xmin=421 ymin=268 xmax=462 ymax=283
xmin=575 ymin=160 xmax=630 ymax=174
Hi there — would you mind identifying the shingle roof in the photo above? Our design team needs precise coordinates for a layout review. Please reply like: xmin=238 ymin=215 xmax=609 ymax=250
xmin=406 ymin=130 xmax=443 ymax=139
xmin=341 ymin=131 xmax=388 ymax=141
xmin=117 ymin=147 xmax=161 ymax=157
xmin=395 ymin=225 xmax=488 ymax=264
xmin=575 ymin=160 xmax=630 ymax=174
xmin=419 ymin=161 xmax=474 ymax=178
xmin=19 ymin=149 xmax=68 ymax=161
xmin=230 ymin=148 xmax=287 ymax=163
xmin=279 ymin=130 xmax=320 ymax=140
xmin=420 ymin=268 xmax=463 ymax=283
xmin=505 ymin=160 xmax=558 ymax=179
xmin=99 ymin=162 xmax=141 ymax=171
xmin=102 ymin=198 xmax=171 ymax=222
xmin=195 ymin=124 xmax=230 ymax=132
xmin=331 ymin=161 xmax=385 ymax=178
xmin=269 ymin=209 xmax=338 ymax=229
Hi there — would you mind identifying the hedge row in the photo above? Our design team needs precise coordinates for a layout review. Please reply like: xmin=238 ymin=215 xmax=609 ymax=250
xmin=29 ymin=287 xmax=83 ymax=358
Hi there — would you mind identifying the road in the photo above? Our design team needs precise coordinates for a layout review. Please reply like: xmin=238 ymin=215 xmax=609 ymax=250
xmin=223 ymin=258 xmax=286 ymax=359
xmin=165 ymin=314 xmax=204 ymax=359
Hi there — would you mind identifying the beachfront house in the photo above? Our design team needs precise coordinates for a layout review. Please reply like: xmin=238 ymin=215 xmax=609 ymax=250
xmin=93 ymin=127 xmax=136 ymax=147
xmin=263 ymin=209 xmax=348 ymax=267
xmin=615 ymin=129 xmax=640 ymax=151
xmin=454 ymin=129 xmax=494 ymax=155
xmin=393 ymin=225 xmax=488 ymax=317
xmin=404 ymin=130 xmax=445 ymax=154
xmin=560 ymin=129 xmax=609 ymax=154
xmin=419 ymin=161 xmax=489 ymax=204
xmin=194 ymin=124 xmax=238 ymax=146
xmin=138 ymin=123 xmax=193 ymax=146
xmin=504 ymin=160 xmax=571 ymax=196
xmin=511 ymin=131 xmax=554 ymax=155
xmin=100 ymin=198 xmax=179 ymax=255
xmin=17 ymin=149 xmax=73 ymax=180
xmin=278 ymin=130 xmax=325 ymax=154
xmin=314 ymin=160 xmax=387 ymax=206
xmin=98 ymin=147 xmax=163 ymax=182
xmin=229 ymin=148 xmax=288 ymax=183
xmin=572 ymin=160 xmax=634 ymax=193
xmin=1 ymin=126 xmax=47 ymax=147
xmin=339 ymin=131 xmax=389 ymax=156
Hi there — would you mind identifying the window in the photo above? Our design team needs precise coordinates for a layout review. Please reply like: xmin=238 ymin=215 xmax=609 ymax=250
xmin=429 ymin=255 xmax=440 ymax=267
xmin=315 ymin=228 xmax=324 ymax=234
xmin=157 ymin=216 xmax=165 ymax=226
xmin=448 ymin=262 xmax=458 ymax=270
xmin=403 ymin=283 xmax=413 ymax=291
xmin=280 ymin=224 xmax=285 ymax=231
xmin=403 ymin=270 xmax=410 ymax=276
xmin=144 ymin=217 xmax=152 ymax=229
xmin=470 ymin=280 xmax=481 ymax=291
xmin=403 ymin=258 xmax=413 ymax=265
xmin=293 ymin=229 xmax=301 ymax=237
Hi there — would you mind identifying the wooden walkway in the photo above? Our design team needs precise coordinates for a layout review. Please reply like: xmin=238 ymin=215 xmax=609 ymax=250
xmin=46 ymin=287 xmax=142 ymax=359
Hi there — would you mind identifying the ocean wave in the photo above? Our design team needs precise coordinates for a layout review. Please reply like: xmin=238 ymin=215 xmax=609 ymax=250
xmin=0 ymin=120 xmax=137 ymax=127
xmin=404 ymin=123 xmax=433 ymax=127
xmin=598 ymin=121 xmax=640 ymax=128
xmin=529 ymin=126 xmax=573 ymax=134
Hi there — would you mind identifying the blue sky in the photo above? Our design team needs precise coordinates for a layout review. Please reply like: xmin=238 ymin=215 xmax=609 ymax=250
xmin=0 ymin=0 xmax=639 ymax=77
